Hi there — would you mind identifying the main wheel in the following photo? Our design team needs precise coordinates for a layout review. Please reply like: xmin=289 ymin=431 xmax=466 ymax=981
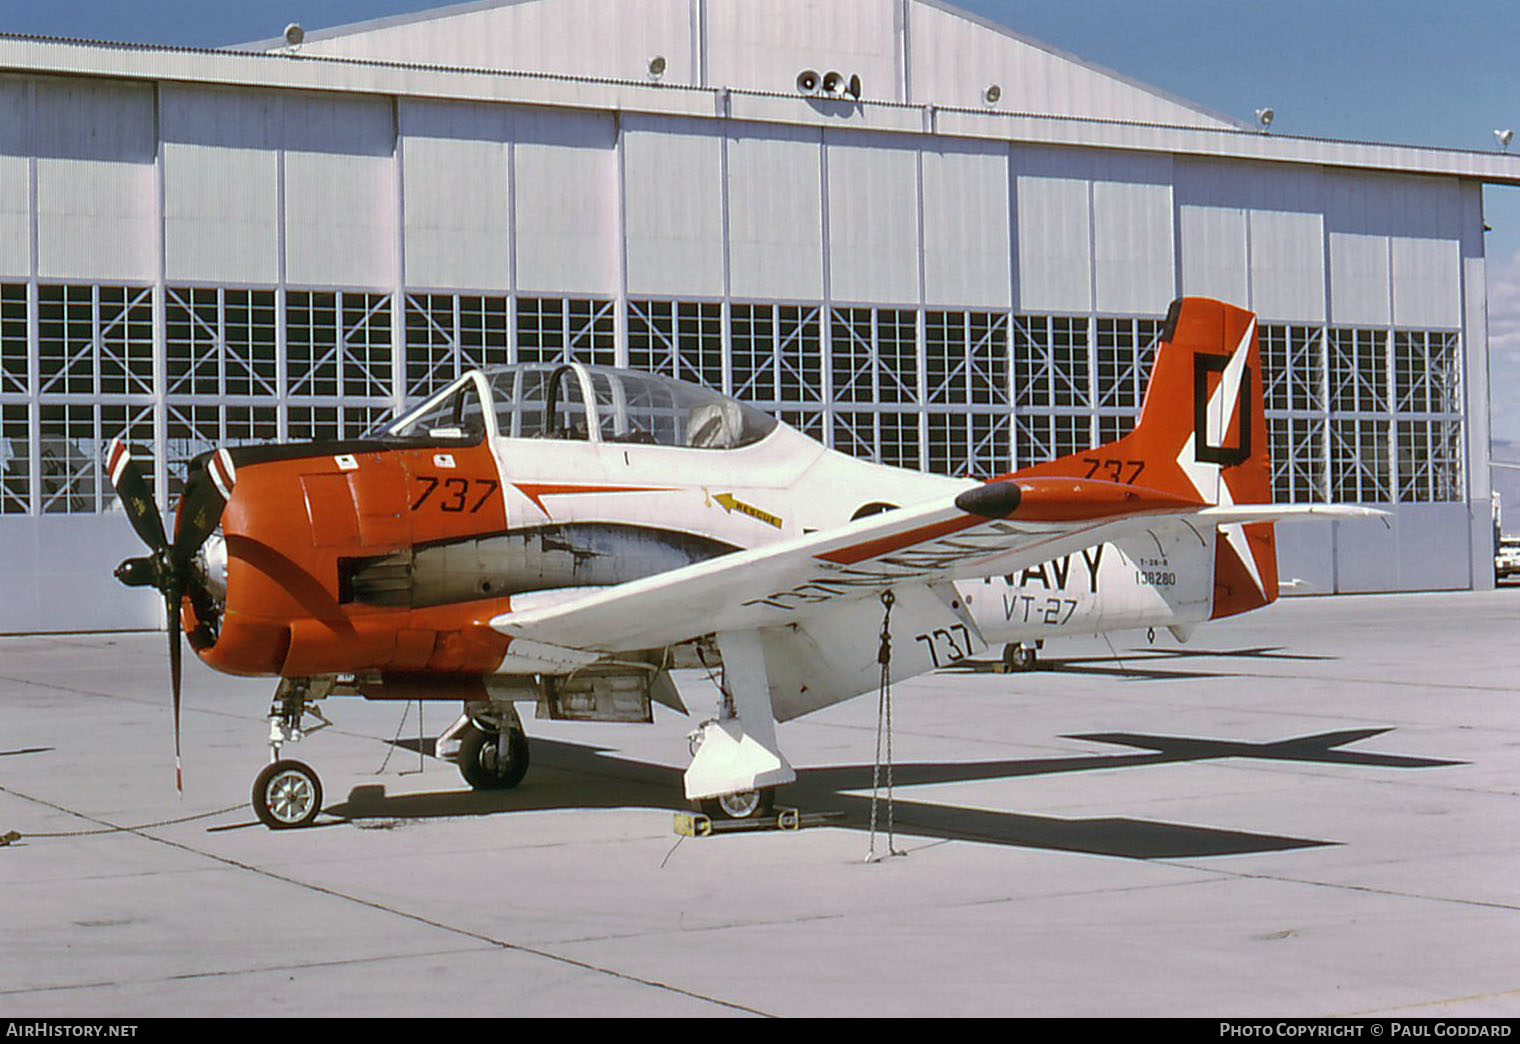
xmin=252 ymin=759 xmax=323 ymax=830
xmin=458 ymin=724 xmax=530 ymax=790
xmin=1003 ymin=643 xmax=1037 ymax=672
xmin=698 ymin=787 xmax=776 ymax=821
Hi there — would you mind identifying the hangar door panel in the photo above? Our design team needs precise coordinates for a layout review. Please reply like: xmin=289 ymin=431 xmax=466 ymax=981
xmin=283 ymin=94 xmax=395 ymax=289
xmin=1092 ymin=178 xmax=1174 ymax=314
xmin=34 ymin=78 xmax=156 ymax=282
xmin=401 ymin=101 xmax=512 ymax=292
xmin=826 ymin=134 xmax=919 ymax=305
xmin=0 ymin=78 xmax=30 ymax=279
xmin=623 ymin=117 xmax=724 ymax=298
xmin=1392 ymin=237 xmax=1461 ymax=329
xmin=161 ymin=85 xmax=280 ymax=286
xmin=921 ymin=142 xmax=1010 ymax=308
xmin=1178 ymin=205 xmax=1248 ymax=307
xmin=726 ymin=126 xmax=823 ymax=302
xmin=1016 ymin=173 xmax=1091 ymax=313
xmin=514 ymin=110 xmax=619 ymax=296
xmin=1249 ymin=210 xmax=1325 ymax=322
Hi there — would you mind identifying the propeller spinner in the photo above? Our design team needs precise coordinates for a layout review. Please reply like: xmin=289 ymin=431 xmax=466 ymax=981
xmin=107 ymin=439 xmax=236 ymax=793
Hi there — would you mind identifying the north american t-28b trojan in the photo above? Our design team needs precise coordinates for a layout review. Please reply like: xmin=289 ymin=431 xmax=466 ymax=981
xmin=108 ymin=297 xmax=1364 ymax=828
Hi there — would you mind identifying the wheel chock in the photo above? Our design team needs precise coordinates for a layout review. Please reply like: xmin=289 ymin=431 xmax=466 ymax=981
xmin=672 ymin=807 xmax=841 ymax=837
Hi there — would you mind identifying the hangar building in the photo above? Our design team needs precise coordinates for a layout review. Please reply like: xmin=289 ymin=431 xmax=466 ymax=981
xmin=1 ymin=0 xmax=1517 ymax=632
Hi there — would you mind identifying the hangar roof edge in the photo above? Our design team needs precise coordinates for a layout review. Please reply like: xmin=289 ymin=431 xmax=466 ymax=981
xmin=2 ymin=31 xmax=1518 ymax=188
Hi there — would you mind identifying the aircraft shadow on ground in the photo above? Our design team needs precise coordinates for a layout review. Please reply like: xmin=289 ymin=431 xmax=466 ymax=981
xmin=947 ymin=645 xmax=1336 ymax=680
xmin=322 ymin=727 xmax=1461 ymax=861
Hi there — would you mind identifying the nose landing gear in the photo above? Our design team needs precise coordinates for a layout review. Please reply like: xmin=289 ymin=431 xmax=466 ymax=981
xmin=250 ymin=678 xmax=333 ymax=830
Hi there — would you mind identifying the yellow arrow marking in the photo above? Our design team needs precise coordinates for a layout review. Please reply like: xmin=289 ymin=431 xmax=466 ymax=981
xmin=713 ymin=492 xmax=782 ymax=529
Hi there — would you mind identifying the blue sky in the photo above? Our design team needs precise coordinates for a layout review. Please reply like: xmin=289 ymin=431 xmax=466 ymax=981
xmin=6 ymin=0 xmax=1520 ymax=435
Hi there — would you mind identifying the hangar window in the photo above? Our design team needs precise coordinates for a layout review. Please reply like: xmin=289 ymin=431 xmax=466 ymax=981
xmin=1330 ymin=418 xmax=1391 ymax=503
xmin=1095 ymin=318 xmax=1161 ymax=411
xmin=926 ymin=312 xmax=1009 ymax=407
xmin=1394 ymin=331 xmax=1461 ymax=414
xmin=166 ymin=402 xmax=220 ymax=501
xmin=39 ymin=285 xmax=151 ymax=397
xmin=829 ymin=307 xmax=919 ymax=408
xmin=1261 ymin=326 xmax=1324 ymax=413
xmin=2 ymin=284 xmax=26 ymax=395
xmin=166 ymin=287 xmax=222 ymax=397
xmin=1397 ymin=419 xmax=1462 ymax=503
xmin=927 ymin=412 xmax=1007 ymax=479
xmin=405 ymin=294 xmax=509 ymax=398
xmin=519 ymin=297 xmax=615 ymax=368
xmin=628 ymin=300 xmax=723 ymax=390
xmin=1328 ymin=328 xmax=1388 ymax=414
xmin=1013 ymin=315 xmax=1089 ymax=411
xmin=222 ymin=290 xmax=278 ymax=398
xmin=0 ymin=402 xmax=27 ymax=515
xmin=1269 ymin=416 xmax=1327 ymax=504
xmin=833 ymin=410 xmax=920 ymax=470
xmin=1014 ymin=413 xmax=1093 ymax=468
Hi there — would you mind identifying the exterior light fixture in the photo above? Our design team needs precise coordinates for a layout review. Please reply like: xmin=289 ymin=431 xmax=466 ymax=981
xmin=1497 ymin=129 xmax=1514 ymax=151
xmin=648 ymin=55 xmax=666 ymax=80
xmin=983 ymin=84 xmax=1001 ymax=106
xmin=283 ymin=23 xmax=305 ymax=47
xmin=796 ymin=69 xmax=820 ymax=93
xmin=1255 ymin=107 xmax=1274 ymax=130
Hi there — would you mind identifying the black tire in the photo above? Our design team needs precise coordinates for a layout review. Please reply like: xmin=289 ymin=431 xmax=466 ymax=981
xmin=698 ymin=786 xmax=776 ymax=821
xmin=1003 ymin=643 xmax=1037 ymax=672
xmin=458 ymin=725 xmax=530 ymax=790
xmin=252 ymin=759 xmax=323 ymax=830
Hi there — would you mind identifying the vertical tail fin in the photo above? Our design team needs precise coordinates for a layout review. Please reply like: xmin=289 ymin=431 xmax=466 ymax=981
xmin=1018 ymin=297 xmax=1277 ymax=617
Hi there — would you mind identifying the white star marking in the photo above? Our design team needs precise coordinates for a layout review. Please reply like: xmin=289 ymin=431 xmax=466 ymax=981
xmin=1175 ymin=319 xmax=1266 ymax=598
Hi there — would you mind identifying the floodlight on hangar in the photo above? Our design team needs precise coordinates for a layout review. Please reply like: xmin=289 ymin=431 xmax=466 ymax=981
xmin=1255 ymin=107 xmax=1274 ymax=130
xmin=648 ymin=55 xmax=667 ymax=80
xmin=283 ymin=23 xmax=305 ymax=47
xmin=983 ymin=84 xmax=1002 ymax=106
xmin=1496 ymin=129 xmax=1514 ymax=151
xmin=796 ymin=69 xmax=820 ymax=93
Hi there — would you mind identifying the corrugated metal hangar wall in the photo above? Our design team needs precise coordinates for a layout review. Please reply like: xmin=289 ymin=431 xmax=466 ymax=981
xmin=0 ymin=0 xmax=1515 ymax=632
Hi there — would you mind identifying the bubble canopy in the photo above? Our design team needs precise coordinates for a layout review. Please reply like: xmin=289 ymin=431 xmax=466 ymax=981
xmin=378 ymin=363 xmax=779 ymax=450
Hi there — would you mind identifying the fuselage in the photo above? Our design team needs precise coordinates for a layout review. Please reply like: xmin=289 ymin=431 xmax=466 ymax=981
xmin=188 ymin=362 xmax=1216 ymax=681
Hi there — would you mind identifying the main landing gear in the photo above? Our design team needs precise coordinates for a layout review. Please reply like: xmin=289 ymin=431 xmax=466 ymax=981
xmin=452 ymin=704 xmax=531 ymax=791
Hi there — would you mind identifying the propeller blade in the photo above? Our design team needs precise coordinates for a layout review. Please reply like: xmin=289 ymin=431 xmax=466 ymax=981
xmin=167 ymin=583 xmax=183 ymax=796
xmin=171 ymin=448 xmax=236 ymax=566
xmin=106 ymin=438 xmax=167 ymax=552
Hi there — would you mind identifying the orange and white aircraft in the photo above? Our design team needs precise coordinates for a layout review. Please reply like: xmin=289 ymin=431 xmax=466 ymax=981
xmin=108 ymin=297 xmax=1366 ymax=828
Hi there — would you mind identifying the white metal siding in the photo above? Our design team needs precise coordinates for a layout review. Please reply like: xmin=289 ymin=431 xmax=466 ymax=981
xmin=906 ymin=0 xmax=1234 ymax=128
xmin=0 ymin=78 xmax=29 ymax=279
xmin=400 ymin=100 xmax=512 ymax=291
xmin=706 ymin=0 xmax=900 ymax=97
xmin=33 ymin=78 xmax=156 ymax=282
xmin=826 ymin=131 xmax=919 ymax=304
xmin=1091 ymin=163 xmax=1174 ymax=314
xmin=1328 ymin=232 xmax=1391 ymax=325
xmin=1014 ymin=149 xmax=1091 ymax=313
xmin=282 ymin=93 xmax=396 ymax=289
xmin=1391 ymin=236 xmax=1461 ymax=329
xmin=300 ymin=0 xmax=696 ymax=87
xmin=161 ymin=85 xmax=281 ymax=285
xmin=1249 ymin=210 xmax=1325 ymax=322
xmin=623 ymin=116 xmax=725 ymax=297
xmin=512 ymin=108 xmax=619 ymax=295
xmin=921 ymin=140 xmax=1010 ymax=308
xmin=726 ymin=124 xmax=824 ymax=302
xmin=1178 ymin=205 xmax=1248 ymax=307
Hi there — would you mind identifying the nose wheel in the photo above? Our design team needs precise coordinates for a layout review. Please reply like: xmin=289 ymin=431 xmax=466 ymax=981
xmin=252 ymin=759 xmax=323 ymax=829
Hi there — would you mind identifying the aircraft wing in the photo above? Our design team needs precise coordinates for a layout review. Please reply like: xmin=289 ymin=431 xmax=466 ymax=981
xmin=489 ymin=479 xmax=1378 ymax=717
xmin=492 ymin=477 xmax=1349 ymax=655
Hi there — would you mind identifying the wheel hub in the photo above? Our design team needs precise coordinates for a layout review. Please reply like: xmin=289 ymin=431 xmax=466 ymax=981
xmin=265 ymin=769 xmax=317 ymax=824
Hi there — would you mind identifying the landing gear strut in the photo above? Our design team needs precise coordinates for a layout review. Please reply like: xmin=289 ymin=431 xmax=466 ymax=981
xmin=450 ymin=702 xmax=531 ymax=791
xmin=251 ymin=678 xmax=332 ymax=830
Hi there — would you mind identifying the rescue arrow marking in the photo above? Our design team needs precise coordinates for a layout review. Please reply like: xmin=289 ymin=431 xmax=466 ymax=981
xmin=713 ymin=492 xmax=783 ymax=529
